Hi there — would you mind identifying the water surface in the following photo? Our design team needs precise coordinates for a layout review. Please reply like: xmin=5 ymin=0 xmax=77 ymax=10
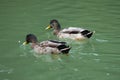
xmin=0 ymin=0 xmax=120 ymax=80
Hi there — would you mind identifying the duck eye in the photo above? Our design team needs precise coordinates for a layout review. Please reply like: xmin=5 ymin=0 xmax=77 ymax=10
xmin=51 ymin=23 xmax=56 ymax=27
xmin=50 ymin=24 xmax=54 ymax=27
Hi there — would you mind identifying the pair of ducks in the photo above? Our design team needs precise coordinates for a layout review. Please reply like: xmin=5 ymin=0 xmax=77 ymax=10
xmin=23 ymin=19 xmax=93 ymax=54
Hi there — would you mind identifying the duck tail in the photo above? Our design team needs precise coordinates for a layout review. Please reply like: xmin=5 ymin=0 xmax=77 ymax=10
xmin=81 ymin=30 xmax=93 ymax=38
xmin=57 ymin=45 xmax=71 ymax=54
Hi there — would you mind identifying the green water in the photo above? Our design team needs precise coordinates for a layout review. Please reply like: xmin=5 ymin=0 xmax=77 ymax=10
xmin=0 ymin=0 xmax=120 ymax=80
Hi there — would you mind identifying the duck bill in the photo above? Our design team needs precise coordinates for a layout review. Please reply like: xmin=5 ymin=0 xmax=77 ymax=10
xmin=23 ymin=41 xmax=27 ymax=45
xmin=46 ymin=25 xmax=51 ymax=30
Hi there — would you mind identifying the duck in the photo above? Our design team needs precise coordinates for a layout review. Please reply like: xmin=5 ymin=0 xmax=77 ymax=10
xmin=23 ymin=34 xmax=71 ymax=54
xmin=46 ymin=19 xmax=94 ymax=40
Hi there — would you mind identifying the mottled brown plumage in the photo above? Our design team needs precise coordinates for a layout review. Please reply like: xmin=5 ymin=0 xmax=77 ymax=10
xmin=23 ymin=34 xmax=71 ymax=54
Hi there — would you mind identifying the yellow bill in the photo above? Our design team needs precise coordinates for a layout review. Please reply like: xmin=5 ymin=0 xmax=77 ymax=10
xmin=45 ymin=25 xmax=51 ymax=30
xmin=23 ymin=41 xmax=27 ymax=45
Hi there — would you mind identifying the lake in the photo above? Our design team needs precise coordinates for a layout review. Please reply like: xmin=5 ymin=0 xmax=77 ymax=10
xmin=0 ymin=0 xmax=120 ymax=80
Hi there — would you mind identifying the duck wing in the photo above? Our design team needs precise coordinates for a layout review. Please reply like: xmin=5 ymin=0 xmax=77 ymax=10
xmin=61 ymin=27 xmax=85 ymax=34
xmin=39 ymin=40 xmax=71 ymax=54
xmin=39 ymin=40 xmax=66 ymax=48
xmin=49 ymin=40 xmax=66 ymax=44
xmin=48 ymin=40 xmax=71 ymax=54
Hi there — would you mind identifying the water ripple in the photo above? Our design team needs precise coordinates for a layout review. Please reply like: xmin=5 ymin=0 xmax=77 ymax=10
xmin=96 ymin=39 xmax=109 ymax=43
xmin=0 ymin=64 xmax=13 ymax=74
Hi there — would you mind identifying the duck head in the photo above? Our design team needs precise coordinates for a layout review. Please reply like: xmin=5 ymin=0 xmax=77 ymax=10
xmin=46 ymin=19 xmax=61 ymax=35
xmin=46 ymin=19 xmax=61 ymax=31
xmin=23 ymin=34 xmax=38 ymax=45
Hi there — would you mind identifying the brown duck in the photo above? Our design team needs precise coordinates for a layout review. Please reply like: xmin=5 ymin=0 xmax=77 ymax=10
xmin=23 ymin=34 xmax=71 ymax=54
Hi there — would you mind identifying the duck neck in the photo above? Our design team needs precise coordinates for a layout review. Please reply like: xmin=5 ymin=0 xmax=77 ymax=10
xmin=53 ymin=29 xmax=60 ymax=35
xmin=53 ymin=24 xmax=61 ymax=35
xmin=31 ymin=42 xmax=39 ymax=48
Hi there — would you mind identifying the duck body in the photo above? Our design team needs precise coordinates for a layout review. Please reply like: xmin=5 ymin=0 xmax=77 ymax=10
xmin=23 ymin=34 xmax=71 ymax=54
xmin=58 ymin=27 xmax=93 ymax=40
xmin=46 ymin=19 xmax=93 ymax=40
xmin=32 ymin=44 xmax=58 ymax=54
